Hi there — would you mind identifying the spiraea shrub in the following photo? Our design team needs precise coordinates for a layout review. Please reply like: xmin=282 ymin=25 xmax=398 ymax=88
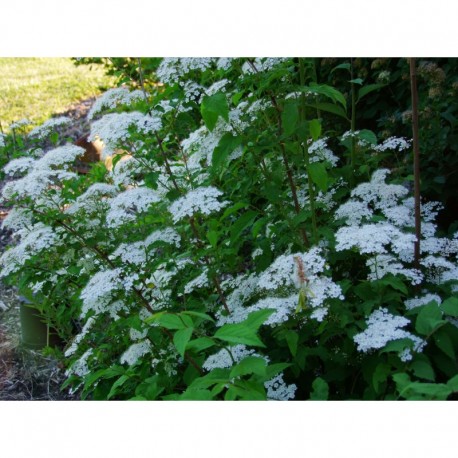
xmin=1 ymin=58 xmax=458 ymax=400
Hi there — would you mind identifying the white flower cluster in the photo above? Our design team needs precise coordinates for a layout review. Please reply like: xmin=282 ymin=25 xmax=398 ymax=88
xmin=65 ymin=183 xmax=118 ymax=215
xmin=1 ymin=146 xmax=84 ymax=204
xmin=353 ymin=307 xmax=426 ymax=362
xmin=202 ymin=344 xmax=296 ymax=400
xmin=88 ymin=87 xmax=145 ymax=120
xmin=3 ymin=157 xmax=36 ymax=177
xmin=405 ymin=293 xmax=442 ymax=311
xmin=169 ymin=186 xmax=229 ymax=223
xmin=120 ymin=339 xmax=151 ymax=366
xmin=0 ymin=133 xmax=6 ymax=147
xmin=308 ymin=138 xmax=339 ymax=167
xmin=241 ymin=58 xmax=288 ymax=74
xmin=89 ymin=112 xmax=162 ymax=151
xmin=265 ymin=373 xmax=297 ymax=401
xmin=156 ymin=58 xmax=214 ymax=85
xmin=28 ymin=116 xmax=72 ymax=139
xmin=217 ymin=248 xmax=343 ymax=326
xmin=80 ymin=267 xmax=124 ymax=316
xmin=0 ymin=208 xmax=33 ymax=232
xmin=184 ymin=267 xmax=209 ymax=294
xmin=9 ymin=119 xmax=32 ymax=130
xmin=64 ymin=316 xmax=96 ymax=357
xmin=373 ymin=137 xmax=411 ymax=152
xmin=106 ymin=187 xmax=161 ymax=228
xmin=335 ymin=169 xmax=458 ymax=286
xmin=65 ymin=348 xmax=93 ymax=378
xmin=0 ymin=223 xmax=61 ymax=277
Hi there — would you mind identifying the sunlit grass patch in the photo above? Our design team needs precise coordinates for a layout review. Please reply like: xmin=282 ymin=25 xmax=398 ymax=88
xmin=0 ymin=58 xmax=115 ymax=130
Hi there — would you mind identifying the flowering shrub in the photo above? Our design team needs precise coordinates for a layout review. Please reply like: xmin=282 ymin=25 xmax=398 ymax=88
xmin=1 ymin=58 xmax=458 ymax=400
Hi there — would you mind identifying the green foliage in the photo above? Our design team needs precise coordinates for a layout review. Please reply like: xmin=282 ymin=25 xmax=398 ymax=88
xmin=2 ymin=57 xmax=458 ymax=402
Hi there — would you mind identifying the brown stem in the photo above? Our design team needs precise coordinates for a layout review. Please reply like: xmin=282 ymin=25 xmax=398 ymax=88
xmin=410 ymin=58 xmax=422 ymax=274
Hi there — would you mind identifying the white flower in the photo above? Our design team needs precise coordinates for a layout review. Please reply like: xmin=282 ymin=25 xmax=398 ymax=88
xmin=88 ymin=87 xmax=144 ymax=120
xmin=89 ymin=112 xmax=162 ymax=148
xmin=106 ymin=187 xmax=161 ymax=228
xmin=29 ymin=116 xmax=72 ymax=139
xmin=0 ymin=224 xmax=61 ymax=277
xmin=66 ymin=348 xmax=93 ymax=377
xmin=202 ymin=344 xmax=257 ymax=370
xmin=308 ymin=138 xmax=339 ymax=167
xmin=169 ymin=186 xmax=229 ymax=223
xmin=64 ymin=317 xmax=96 ymax=357
xmin=156 ymin=58 xmax=215 ymax=85
xmin=405 ymin=293 xmax=442 ymax=311
xmin=144 ymin=227 xmax=181 ymax=248
xmin=3 ymin=157 xmax=36 ymax=176
xmin=373 ymin=137 xmax=411 ymax=152
xmin=65 ymin=183 xmax=118 ymax=215
xmin=353 ymin=308 xmax=426 ymax=360
xmin=120 ymin=340 xmax=151 ymax=366
xmin=265 ymin=373 xmax=297 ymax=401
xmin=80 ymin=268 xmax=124 ymax=316
xmin=184 ymin=267 xmax=209 ymax=294
xmin=9 ymin=118 xmax=32 ymax=130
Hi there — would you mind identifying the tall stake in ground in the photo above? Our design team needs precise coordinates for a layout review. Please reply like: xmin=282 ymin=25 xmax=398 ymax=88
xmin=410 ymin=58 xmax=421 ymax=272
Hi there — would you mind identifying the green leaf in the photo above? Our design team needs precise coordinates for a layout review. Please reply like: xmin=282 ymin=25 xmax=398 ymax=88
xmin=446 ymin=374 xmax=458 ymax=392
xmin=243 ymin=309 xmax=275 ymax=331
xmin=415 ymin=302 xmax=446 ymax=336
xmin=441 ymin=297 xmax=458 ymax=317
xmin=331 ymin=63 xmax=351 ymax=73
xmin=307 ymin=83 xmax=347 ymax=109
xmin=307 ymin=162 xmax=328 ymax=192
xmin=265 ymin=363 xmax=291 ymax=380
xmin=379 ymin=338 xmax=413 ymax=355
xmin=411 ymin=360 xmax=435 ymax=381
xmin=282 ymin=101 xmax=299 ymax=137
xmin=107 ymin=375 xmax=130 ymax=400
xmin=207 ymin=230 xmax=218 ymax=248
xmin=230 ymin=210 xmax=258 ymax=241
xmin=357 ymin=83 xmax=385 ymax=103
xmin=310 ymin=377 xmax=329 ymax=400
xmin=182 ymin=311 xmax=215 ymax=323
xmin=230 ymin=356 xmax=267 ymax=378
xmin=433 ymin=329 xmax=456 ymax=360
xmin=220 ymin=202 xmax=249 ymax=220
xmin=173 ymin=327 xmax=194 ymax=357
xmin=358 ymin=129 xmax=378 ymax=145
xmin=212 ymin=132 xmax=242 ymax=170
xmin=379 ymin=275 xmax=408 ymax=295
xmin=399 ymin=382 xmax=451 ymax=400
xmin=215 ymin=324 xmax=265 ymax=347
xmin=155 ymin=312 xmax=186 ymax=329
xmin=180 ymin=389 xmax=214 ymax=400
xmin=201 ymin=92 xmax=229 ymax=131
xmin=309 ymin=119 xmax=321 ymax=141
xmin=186 ymin=337 xmax=216 ymax=352
xmin=305 ymin=102 xmax=348 ymax=120
xmin=285 ymin=330 xmax=299 ymax=357
xmin=372 ymin=362 xmax=391 ymax=392
xmin=214 ymin=310 xmax=273 ymax=347
xmin=349 ymin=78 xmax=363 ymax=85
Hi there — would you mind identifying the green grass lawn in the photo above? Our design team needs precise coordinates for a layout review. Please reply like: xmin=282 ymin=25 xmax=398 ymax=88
xmin=0 ymin=58 xmax=115 ymax=130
